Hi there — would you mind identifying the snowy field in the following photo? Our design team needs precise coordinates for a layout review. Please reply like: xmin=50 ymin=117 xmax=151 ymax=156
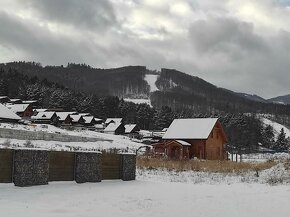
xmin=0 ymin=123 xmax=145 ymax=152
xmin=1 ymin=176 xmax=290 ymax=217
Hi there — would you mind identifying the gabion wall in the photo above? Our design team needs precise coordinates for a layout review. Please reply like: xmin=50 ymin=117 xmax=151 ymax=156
xmin=121 ymin=154 xmax=136 ymax=181
xmin=75 ymin=152 xmax=102 ymax=183
xmin=0 ymin=148 xmax=137 ymax=187
xmin=13 ymin=150 xmax=49 ymax=187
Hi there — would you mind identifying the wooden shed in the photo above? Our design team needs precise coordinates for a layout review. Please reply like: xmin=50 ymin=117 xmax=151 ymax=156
xmin=153 ymin=118 xmax=228 ymax=160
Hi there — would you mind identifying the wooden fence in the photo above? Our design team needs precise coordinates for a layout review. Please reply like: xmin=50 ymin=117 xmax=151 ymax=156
xmin=0 ymin=149 xmax=136 ymax=187
xmin=0 ymin=149 xmax=13 ymax=183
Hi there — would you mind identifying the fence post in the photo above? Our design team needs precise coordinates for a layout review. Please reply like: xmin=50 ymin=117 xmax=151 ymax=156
xmin=121 ymin=153 xmax=136 ymax=181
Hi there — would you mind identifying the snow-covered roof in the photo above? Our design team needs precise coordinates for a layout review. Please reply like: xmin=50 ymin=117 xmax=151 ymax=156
xmin=104 ymin=123 xmax=122 ymax=132
xmin=83 ymin=116 xmax=95 ymax=124
xmin=175 ymin=140 xmax=191 ymax=146
xmin=163 ymin=118 xmax=219 ymax=139
xmin=22 ymin=100 xmax=37 ymax=104
xmin=6 ymin=104 xmax=30 ymax=113
xmin=105 ymin=118 xmax=123 ymax=124
xmin=31 ymin=111 xmax=56 ymax=120
xmin=9 ymin=98 xmax=22 ymax=103
xmin=0 ymin=103 xmax=21 ymax=120
xmin=125 ymin=124 xmax=138 ymax=133
xmin=79 ymin=113 xmax=91 ymax=117
xmin=95 ymin=118 xmax=103 ymax=122
xmin=34 ymin=108 xmax=48 ymax=112
xmin=56 ymin=112 xmax=76 ymax=121
xmin=70 ymin=114 xmax=84 ymax=122
xmin=0 ymin=96 xmax=9 ymax=100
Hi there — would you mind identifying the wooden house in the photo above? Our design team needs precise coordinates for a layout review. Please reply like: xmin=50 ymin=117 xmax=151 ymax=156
xmin=56 ymin=112 xmax=75 ymax=125
xmin=105 ymin=118 xmax=123 ymax=127
xmin=124 ymin=124 xmax=140 ymax=138
xmin=153 ymin=118 xmax=228 ymax=160
xmin=70 ymin=114 xmax=85 ymax=126
xmin=9 ymin=99 xmax=22 ymax=104
xmin=5 ymin=103 xmax=33 ymax=118
xmin=104 ymin=122 xmax=125 ymax=135
xmin=0 ymin=103 xmax=21 ymax=122
xmin=0 ymin=96 xmax=10 ymax=104
xmin=31 ymin=111 xmax=59 ymax=125
xmin=83 ymin=116 xmax=97 ymax=126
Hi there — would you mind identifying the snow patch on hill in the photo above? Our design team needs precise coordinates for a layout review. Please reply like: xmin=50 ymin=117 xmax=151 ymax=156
xmin=260 ymin=117 xmax=290 ymax=139
xmin=144 ymin=74 xmax=159 ymax=92
xmin=124 ymin=98 xmax=152 ymax=107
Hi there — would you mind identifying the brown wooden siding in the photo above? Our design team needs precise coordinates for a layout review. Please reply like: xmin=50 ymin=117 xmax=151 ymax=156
xmin=0 ymin=149 xmax=13 ymax=183
xmin=49 ymin=151 xmax=75 ymax=181
xmin=102 ymin=154 xmax=122 ymax=179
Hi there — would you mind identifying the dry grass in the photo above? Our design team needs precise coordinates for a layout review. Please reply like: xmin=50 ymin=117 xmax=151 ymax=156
xmin=137 ymin=156 xmax=278 ymax=173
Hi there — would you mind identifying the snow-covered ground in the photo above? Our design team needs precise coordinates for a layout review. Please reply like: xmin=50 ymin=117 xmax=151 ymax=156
xmin=260 ymin=117 xmax=290 ymax=138
xmin=144 ymin=74 xmax=159 ymax=92
xmin=1 ymin=170 xmax=290 ymax=217
xmin=0 ymin=123 xmax=146 ymax=152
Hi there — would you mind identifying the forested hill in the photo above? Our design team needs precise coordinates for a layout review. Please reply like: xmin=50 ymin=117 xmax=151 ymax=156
xmin=1 ymin=61 xmax=290 ymax=117
xmin=1 ymin=63 xmax=290 ymax=153
xmin=0 ymin=62 xmax=149 ymax=98
xmin=152 ymin=68 xmax=290 ymax=116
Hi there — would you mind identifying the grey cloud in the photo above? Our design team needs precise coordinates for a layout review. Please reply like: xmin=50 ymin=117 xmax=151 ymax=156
xmin=18 ymin=0 xmax=117 ymax=30
xmin=0 ymin=11 xmax=106 ymax=65
xmin=189 ymin=18 xmax=267 ymax=55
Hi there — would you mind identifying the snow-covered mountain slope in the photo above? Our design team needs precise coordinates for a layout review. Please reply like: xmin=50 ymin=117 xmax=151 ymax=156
xmin=260 ymin=117 xmax=290 ymax=138
xmin=268 ymin=94 xmax=290 ymax=105
xmin=124 ymin=98 xmax=152 ymax=107
xmin=144 ymin=74 xmax=159 ymax=92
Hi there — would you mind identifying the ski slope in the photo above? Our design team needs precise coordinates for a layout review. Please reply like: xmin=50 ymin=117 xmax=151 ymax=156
xmin=144 ymin=74 xmax=159 ymax=92
xmin=261 ymin=117 xmax=290 ymax=138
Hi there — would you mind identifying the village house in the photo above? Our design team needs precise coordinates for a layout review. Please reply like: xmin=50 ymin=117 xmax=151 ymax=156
xmin=9 ymin=98 xmax=22 ymax=104
xmin=153 ymin=118 xmax=228 ymax=160
xmin=56 ymin=112 xmax=76 ymax=126
xmin=124 ymin=124 xmax=140 ymax=138
xmin=0 ymin=103 xmax=21 ymax=123
xmin=104 ymin=122 xmax=125 ymax=135
xmin=82 ymin=116 xmax=97 ymax=126
xmin=70 ymin=114 xmax=85 ymax=126
xmin=5 ymin=103 xmax=33 ymax=118
xmin=31 ymin=111 xmax=59 ymax=125
xmin=105 ymin=118 xmax=123 ymax=127
xmin=0 ymin=96 xmax=10 ymax=104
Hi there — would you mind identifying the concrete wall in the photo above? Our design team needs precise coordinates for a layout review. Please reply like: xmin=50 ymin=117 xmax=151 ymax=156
xmin=0 ymin=127 xmax=109 ymax=142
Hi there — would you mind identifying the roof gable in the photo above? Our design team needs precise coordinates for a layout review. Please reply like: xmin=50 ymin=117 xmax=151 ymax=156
xmin=104 ymin=123 xmax=123 ymax=132
xmin=0 ymin=103 xmax=21 ymax=120
xmin=163 ymin=118 xmax=218 ymax=140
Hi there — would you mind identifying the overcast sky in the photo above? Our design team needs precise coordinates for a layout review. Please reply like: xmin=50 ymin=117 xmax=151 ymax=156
xmin=1 ymin=0 xmax=290 ymax=98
